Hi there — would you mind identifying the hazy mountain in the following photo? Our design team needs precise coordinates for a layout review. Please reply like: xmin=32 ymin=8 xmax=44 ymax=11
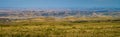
xmin=0 ymin=8 xmax=120 ymax=19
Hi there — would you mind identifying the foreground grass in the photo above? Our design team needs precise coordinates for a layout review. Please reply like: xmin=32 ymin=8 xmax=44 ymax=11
xmin=0 ymin=17 xmax=120 ymax=37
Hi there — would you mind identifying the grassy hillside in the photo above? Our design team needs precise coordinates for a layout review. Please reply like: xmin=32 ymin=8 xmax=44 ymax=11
xmin=0 ymin=17 xmax=120 ymax=37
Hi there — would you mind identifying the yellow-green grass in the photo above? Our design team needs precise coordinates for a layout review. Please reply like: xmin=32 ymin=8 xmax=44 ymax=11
xmin=0 ymin=17 xmax=120 ymax=37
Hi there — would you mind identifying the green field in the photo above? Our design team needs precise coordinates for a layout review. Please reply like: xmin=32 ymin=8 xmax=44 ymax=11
xmin=0 ymin=17 xmax=120 ymax=37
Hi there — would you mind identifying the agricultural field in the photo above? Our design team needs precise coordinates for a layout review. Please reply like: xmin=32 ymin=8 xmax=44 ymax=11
xmin=0 ymin=17 xmax=120 ymax=37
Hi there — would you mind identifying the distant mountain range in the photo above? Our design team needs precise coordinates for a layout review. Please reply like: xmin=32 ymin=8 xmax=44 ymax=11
xmin=0 ymin=8 xmax=120 ymax=19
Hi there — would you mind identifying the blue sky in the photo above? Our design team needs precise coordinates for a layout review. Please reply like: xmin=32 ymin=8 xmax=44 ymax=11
xmin=0 ymin=0 xmax=120 ymax=8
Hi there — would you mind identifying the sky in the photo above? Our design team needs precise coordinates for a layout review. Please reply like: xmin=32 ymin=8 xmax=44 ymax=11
xmin=0 ymin=0 xmax=120 ymax=8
